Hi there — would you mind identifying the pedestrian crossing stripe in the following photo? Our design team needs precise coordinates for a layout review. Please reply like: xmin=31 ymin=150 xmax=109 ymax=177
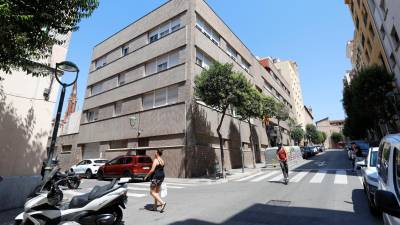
xmin=236 ymin=172 xmax=264 ymax=181
xmin=128 ymin=187 xmax=148 ymax=191
xmin=233 ymin=169 xmax=362 ymax=185
xmin=290 ymin=171 xmax=308 ymax=183
xmin=310 ymin=170 xmax=326 ymax=183
xmin=127 ymin=193 xmax=146 ymax=198
xmin=334 ymin=170 xmax=348 ymax=184
xmin=250 ymin=171 xmax=279 ymax=182
xmin=132 ymin=183 xmax=184 ymax=189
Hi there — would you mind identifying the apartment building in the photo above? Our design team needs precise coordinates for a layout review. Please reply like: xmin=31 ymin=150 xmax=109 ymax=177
xmin=345 ymin=0 xmax=393 ymax=81
xmin=316 ymin=118 xmax=345 ymax=149
xmin=0 ymin=34 xmax=70 ymax=211
xmin=304 ymin=106 xmax=314 ymax=126
xmin=59 ymin=0 xmax=294 ymax=178
xmin=272 ymin=60 xmax=306 ymax=129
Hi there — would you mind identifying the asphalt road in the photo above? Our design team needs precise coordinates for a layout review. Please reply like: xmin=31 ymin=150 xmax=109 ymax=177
xmin=76 ymin=149 xmax=381 ymax=225
xmin=2 ymin=149 xmax=382 ymax=225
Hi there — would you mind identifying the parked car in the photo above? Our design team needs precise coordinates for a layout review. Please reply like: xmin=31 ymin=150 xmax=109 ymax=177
xmin=318 ymin=145 xmax=325 ymax=152
xmin=374 ymin=134 xmax=400 ymax=224
xmin=97 ymin=155 xmax=153 ymax=180
xmin=301 ymin=147 xmax=314 ymax=159
xmin=70 ymin=158 xmax=108 ymax=179
xmin=311 ymin=146 xmax=319 ymax=155
xmin=360 ymin=147 xmax=379 ymax=214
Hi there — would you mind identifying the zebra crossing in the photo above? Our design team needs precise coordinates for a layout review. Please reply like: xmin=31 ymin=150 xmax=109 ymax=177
xmin=63 ymin=181 xmax=190 ymax=199
xmin=232 ymin=169 xmax=358 ymax=185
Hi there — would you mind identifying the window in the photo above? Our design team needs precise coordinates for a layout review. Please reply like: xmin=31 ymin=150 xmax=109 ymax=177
xmin=142 ymin=92 xmax=154 ymax=110
xmin=118 ymin=73 xmax=125 ymax=86
xmin=379 ymin=0 xmax=386 ymax=12
xmin=370 ymin=151 xmax=378 ymax=167
xmin=171 ymin=17 xmax=181 ymax=32
xmin=110 ymin=140 xmax=128 ymax=149
xmin=196 ymin=49 xmax=212 ymax=69
xmin=355 ymin=16 xmax=359 ymax=29
xmin=378 ymin=142 xmax=391 ymax=183
xmin=62 ymin=145 xmax=72 ymax=152
xmin=122 ymin=46 xmax=129 ymax=56
xmin=390 ymin=26 xmax=400 ymax=49
xmin=149 ymin=28 xmax=159 ymax=43
xmin=367 ymin=39 xmax=372 ymax=51
xmin=142 ymin=85 xmax=179 ymax=109
xmin=145 ymin=50 xmax=180 ymax=76
xmin=148 ymin=16 xmax=181 ymax=43
xmin=159 ymin=22 xmax=170 ymax=38
xmin=196 ymin=15 xmax=220 ymax=46
xmin=157 ymin=55 xmax=168 ymax=72
xmin=154 ymin=88 xmax=167 ymax=107
xmin=95 ymin=56 xmax=106 ymax=69
xmin=91 ymin=83 xmax=102 ymax=96
xmin=113 ymin=101 xmax=122 ymax=116
xmin=241 ymin=58 xmax=250 ymax=73
xmin=86 ymin=109 xmax=99 ymax=122
xmin=361 ymin=34 xmax=365 ymax=47
xmin=226 ymin=44 xmax=238 ymax=61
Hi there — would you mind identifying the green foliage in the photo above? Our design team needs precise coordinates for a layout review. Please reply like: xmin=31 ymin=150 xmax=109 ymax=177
xmin=194 ymin=62 xmax=248 ymax=112
xmin=236 ymin=86 xmax=264 ymax=121
xmin=342 ymin=65 xmax=397 ymax=139
xmin=321 ymin=131 xmax=327 ymax=144
xmin=275 ymin=102 xmax=290 ymax=122
xmin=0 ymin=0 xmax=99 ymax=76
xmin=305 ymin=124 xmax=319 ymax=144
xmin=331 ymin=132 xmax=344 ymax=144
xmin=290 ymin=127 xmax=305 ymax=145
xmin=261 ymin=95 xmax=277 ymax=119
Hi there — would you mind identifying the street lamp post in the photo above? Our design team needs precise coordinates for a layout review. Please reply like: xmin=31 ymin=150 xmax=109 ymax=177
xmin=45 ymin=61 xmax=79 ymax=177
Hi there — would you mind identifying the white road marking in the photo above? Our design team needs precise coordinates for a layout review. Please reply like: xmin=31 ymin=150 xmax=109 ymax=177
xmin=128 ymin=187 xmax=148 ymax=191
xmin=63 ymin=190 xmax=85 ymax=196
xmin=334 ymin=170 xmax=348 ymax=184
xmin=250 ymin=171 xmax=279 ymax=182
xmin=127 ymin=193 xmax=146 ymax=198
xmin=269 ymin=174 xmax=284 ymax=182
xmin=235 ymin=172 xmax=264 ymax=181
xmin=131 ymin=183 xmax=184 ymax=189
xmin=358 ymin=176 xmax=364 ymax=186
xmin=310 ymin=170 xmax=327 ymax=183
xmin=290 ymin=171 xmax=309 ymax=183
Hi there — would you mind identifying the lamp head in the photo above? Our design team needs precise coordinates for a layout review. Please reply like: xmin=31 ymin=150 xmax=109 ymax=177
xmin=56 ymin=61 xmax=79 ymax=73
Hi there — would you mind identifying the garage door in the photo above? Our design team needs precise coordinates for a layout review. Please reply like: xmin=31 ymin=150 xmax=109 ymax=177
xmin=82 ymin=143 xmax=100 ymax=159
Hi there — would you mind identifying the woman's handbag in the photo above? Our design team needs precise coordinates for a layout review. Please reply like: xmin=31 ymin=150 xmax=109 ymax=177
xmin=160 ymin=183 xmax=168 ymax=198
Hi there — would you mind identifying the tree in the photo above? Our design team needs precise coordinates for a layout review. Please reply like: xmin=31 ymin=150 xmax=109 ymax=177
xmin=274 ymin=102 xmax=290 ymax=144
xmin=290 ymin=127 xmax=305 ymax=145
xmin=0 ymin=0 xmax=99 ymax=77
xmin=342 ymin=65 xmax=397 ymax=139
xmin=320 ymin=131 xmax=327 ymax=145
xmin=236 ymin=86 xmax=264 ymax=168
xmin=194 ymin=62 xmax=249 ymax=177
xmin=331 ymin=132 xmax=344 ymax=144
xmin=305 ymin=124 xmax=319 ymax=144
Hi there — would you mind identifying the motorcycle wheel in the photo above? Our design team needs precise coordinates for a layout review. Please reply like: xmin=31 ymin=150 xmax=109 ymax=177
xmin=67 ymin=179 xmax=80 ymax=189
xmin=105 ymin=207 xmax=123 ymax=225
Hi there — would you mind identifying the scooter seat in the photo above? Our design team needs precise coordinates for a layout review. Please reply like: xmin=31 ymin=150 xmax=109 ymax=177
xmin=69 ymin=179 xmax=117 ymax=209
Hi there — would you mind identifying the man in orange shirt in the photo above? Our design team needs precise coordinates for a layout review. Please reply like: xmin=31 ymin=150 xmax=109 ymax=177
xmin=276 ymin=143 xmax=289 ymax=184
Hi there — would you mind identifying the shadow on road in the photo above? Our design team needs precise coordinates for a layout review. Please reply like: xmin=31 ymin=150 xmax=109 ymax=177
xmin=167 ymin=189 xmax=381 ymax=225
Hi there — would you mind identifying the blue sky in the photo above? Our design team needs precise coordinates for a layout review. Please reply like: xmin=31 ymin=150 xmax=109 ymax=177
xmin=62 ymin=0 xmax=354 ymax=122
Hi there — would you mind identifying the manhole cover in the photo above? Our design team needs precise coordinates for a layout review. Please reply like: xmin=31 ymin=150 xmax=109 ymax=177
xmin=266 ymin=200 xmax=291 ymax=207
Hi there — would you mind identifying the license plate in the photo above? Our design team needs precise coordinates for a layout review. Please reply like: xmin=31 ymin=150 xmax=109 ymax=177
xmin=143 ymin=167 xmax=150 ymax=169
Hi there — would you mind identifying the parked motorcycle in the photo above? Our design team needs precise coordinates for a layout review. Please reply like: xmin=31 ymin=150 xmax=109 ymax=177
xmin=15 ymin=166 xmax=129 ymax=225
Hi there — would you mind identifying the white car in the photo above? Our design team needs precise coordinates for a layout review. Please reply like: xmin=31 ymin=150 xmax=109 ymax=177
xmin=360 ymin=147 xmax=379 ymax=214
xmin=70 ymin=159 xmax=108 ymax=179
xmin=374 ymin=134 xmax=400 ymax=225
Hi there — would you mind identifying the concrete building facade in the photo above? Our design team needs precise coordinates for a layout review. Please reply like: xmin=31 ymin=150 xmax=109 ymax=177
xmin=345 ymin=0 xmax=398 ymax=85
xmin=0 ymin=34 xmax=70 ymax=210
xmin=273 ymin=60 xmax=306 ymax=129
xmin=58 ymin=0 xmax=295 ymax=178
xmin=303 ymin=106 xmax=314 ymax=126
xmin=316 ymin=117 xmax=345 ymax=149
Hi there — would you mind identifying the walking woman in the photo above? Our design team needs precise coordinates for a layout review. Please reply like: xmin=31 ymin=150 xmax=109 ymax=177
xmin=144 ymin=149 xmax=166 ymax=213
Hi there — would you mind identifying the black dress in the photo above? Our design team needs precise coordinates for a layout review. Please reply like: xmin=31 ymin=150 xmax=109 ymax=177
xmin=150 ymin=158 xmax=165 ymax=187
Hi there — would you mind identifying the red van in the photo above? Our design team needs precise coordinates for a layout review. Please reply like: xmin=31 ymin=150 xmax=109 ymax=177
xmin=97 ymin=155 xmax=153 ymax=180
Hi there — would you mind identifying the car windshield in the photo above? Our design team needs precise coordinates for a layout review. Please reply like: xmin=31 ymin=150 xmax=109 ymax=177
xmin=370 ymin=151 xmax=378 ymax=167
xmin=355 ymin=142 xmax=369 ymax=150
xmin=94 ymin=160 xmax=108 ymax=164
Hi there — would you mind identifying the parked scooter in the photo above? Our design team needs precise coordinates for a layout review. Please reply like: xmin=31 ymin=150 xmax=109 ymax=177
xmin=15 ymin=166 xmax=128 ymax=225
xmin=39 ymin=160 xmax=81 ymax=190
